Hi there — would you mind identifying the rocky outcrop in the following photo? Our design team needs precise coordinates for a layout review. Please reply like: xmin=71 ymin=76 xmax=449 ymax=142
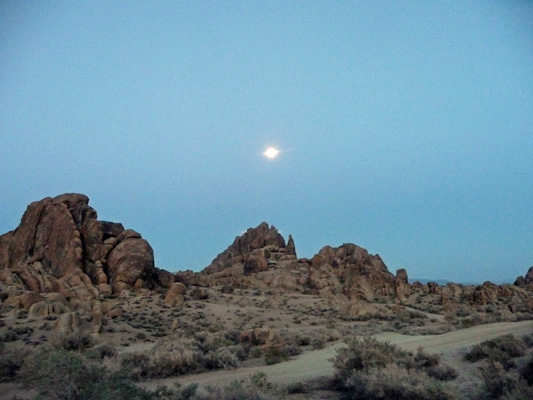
xmin=394 ymin=268 xmax=410 ymax=302
xmin=189 ymin=225 xmax=401 ymax=302
xmin=308 ymin=244 xmax=396 ymax=300
xmin=203 ymin=222 xmax=297 ymax=275
xmin=515 ymin=267 xmax=533 ymax=287
xmin=0 ymin=193 xmax=164 ymax=301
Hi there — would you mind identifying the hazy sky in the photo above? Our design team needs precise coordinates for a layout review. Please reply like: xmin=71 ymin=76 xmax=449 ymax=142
xmin=1 ymin=1 xmax=532 ymax=283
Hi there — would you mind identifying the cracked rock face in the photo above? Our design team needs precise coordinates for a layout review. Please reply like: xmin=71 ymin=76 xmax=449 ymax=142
xmin=0 ymin=193 xmax=160 ymax=299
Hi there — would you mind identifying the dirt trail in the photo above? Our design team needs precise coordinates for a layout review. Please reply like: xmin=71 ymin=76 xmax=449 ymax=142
xmin=374 ymin=320 xmax=533 ymax=354
xmin=142 ymin=320 xmax=533 ymax=391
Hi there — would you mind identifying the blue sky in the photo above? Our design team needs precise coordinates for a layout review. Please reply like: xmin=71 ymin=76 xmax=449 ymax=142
xmin=1 ymin=1 xmax=532 ymax=283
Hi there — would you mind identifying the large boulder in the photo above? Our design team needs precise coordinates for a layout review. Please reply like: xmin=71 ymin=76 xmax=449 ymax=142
xmin=107 ymin=235 xmax=155 ymax=293
xmin=165 ymin=282 xmax=187 ymax=306
xmin=0 ymin=193 xmax=160 ymax=298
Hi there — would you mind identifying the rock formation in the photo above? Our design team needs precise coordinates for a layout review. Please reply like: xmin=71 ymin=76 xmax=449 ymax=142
xmin=0 ymin=193 xmax=170 ymax=301
xmin=307 ymin=243 xmax=396 ymax=300
xmin=515 ymin=266 xmax=533 ymax=288
xmin=202 ymin=222 xmax=297 ymax=275
xmin=177 ymin=223 xmax=403 ymax=305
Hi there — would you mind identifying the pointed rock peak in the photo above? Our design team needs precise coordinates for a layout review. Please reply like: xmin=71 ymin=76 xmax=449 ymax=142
xmin=203 ymin=222 xmax=296 ymax=274
xmin=287 ymin=234 xmax=296 ymax=257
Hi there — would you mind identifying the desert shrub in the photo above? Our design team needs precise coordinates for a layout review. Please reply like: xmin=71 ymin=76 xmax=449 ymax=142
xmin=122 ymin=335 xmax=240 ymax=380
xmin=285 ymin=382 xmax=306 ymax=394
xmin=335 ymin=337 xmax=457 ymax=399
xmin=230 ymin=343 xmax=251 ymax=361
xmin=120 ymin=352 xmax=151 ymax=380
xmin=522 ymin=333 xmax=533 ymax=347
xmin=224 ymin=328 xmax=241 ymax=344
xmin=52 ymin=331 xmax=94 ymax=351
xmin=426 ymin=364 xmax=459 ymax=381
xmin=311 ymin=335 xmax=327 ymax=350
xmin=0 ymin=346 xmax=25 ymax=381
xmin=492 ymin=335 xmax=526 ymax=357
xmin=202 ymin=372 xmax=277 ymax=400
xmin=342 ymin=364 xmax=456 ymax=400
xmin=85 ymin=344 xmax=118 ymax=360
xmin=297 ymin=335 xmax=311 ymax=346
xmin=148 ymin=345 xmax=204 ymax=377
xmin=414 ymin=347 xmax=441 ymax=368
xmin=19 ymin=346 xmax=154 ymax=400
xmin=498 ymin=381 xmax=533 ymax=400
xmin=194 ymin=331 xmax=231 ymax=353
xmin=519 ymin=355 xmax=533 ymax=385
xmin=283 ymin=343 xmax=302 ymax=356
xmin=479 ymin=361 xmax=519 ymax=399
xmin=460 ymin=313 xmax=485 ymax=328
xmin=0 ymin=330 xmax=19 ymax=342
xmin=205 ymin=347 xmax=239 ymax=370
xmin=150 ymin=383 xmax=199 ymax=400
xmin=250 ymin=347 xmax=262 ymax=358
xmin=264 ymin=346 xmax=289 ymax=365
xmin=334 ymin=337 xmax=413 ymax=377
xmin=464 ymin=335 xmax=526 ymax=368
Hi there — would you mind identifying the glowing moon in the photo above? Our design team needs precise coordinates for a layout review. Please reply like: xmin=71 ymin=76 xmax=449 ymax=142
xmin=263 ymin=147 xmax=280 ymax=159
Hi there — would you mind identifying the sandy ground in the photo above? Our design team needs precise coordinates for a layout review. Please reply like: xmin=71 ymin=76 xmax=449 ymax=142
xmin=141 ymin=320 xmax=533 ymax=392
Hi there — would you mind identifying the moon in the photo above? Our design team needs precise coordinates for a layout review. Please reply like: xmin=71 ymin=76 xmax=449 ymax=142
xmin=263 ymin=147 xmax=280 ymax=159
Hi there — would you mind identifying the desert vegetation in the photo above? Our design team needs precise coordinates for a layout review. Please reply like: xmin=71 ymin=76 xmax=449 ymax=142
xmin=334 ymin=337 xmax=458 ymax=399
xmin=1 ymin=201 xmax=533 ymax=399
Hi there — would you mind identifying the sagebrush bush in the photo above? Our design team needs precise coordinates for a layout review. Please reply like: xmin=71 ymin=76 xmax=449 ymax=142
xmin=414 ymin=347 xmax=441 ymax=368
xmin=86 ymin=344 xmax=118 ymax=360
xmin=334 ymin=336 xmax=413 ymax=376
xmin=342 ymin=364 xmax=456 ymax=400
xmin=52 ymin=331 xmax=94 ymax=351
xmin=202 ymin=372 xmax=278 ymax=400
xmin=464 ymin=335 xmax=526 ymax=369
xmin=479 ymin=361 xmax=519 ymax=399
xmin=0 ymin=346 xmax=25 ymax=381
xmin=264 ymin=346 xmax=289 ymax=365
xmin=335 ymin=337 xmax=457 ymax=399
xmin=19 ymin=346 xmax=153 ymax=400
xmin=147 ymin=340 xmax=204 ymax=377
xmin=121 ymin=335 xmax=241 ymax=380
xmin=311 ymin=335 xmax=327 ymax=350
xmin=519 ymin=354 xmax=533 ymax=385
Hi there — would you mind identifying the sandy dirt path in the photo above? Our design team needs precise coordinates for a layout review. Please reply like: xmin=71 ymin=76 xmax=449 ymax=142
xmin=142 ymin=320 xmax=533 ymax=391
